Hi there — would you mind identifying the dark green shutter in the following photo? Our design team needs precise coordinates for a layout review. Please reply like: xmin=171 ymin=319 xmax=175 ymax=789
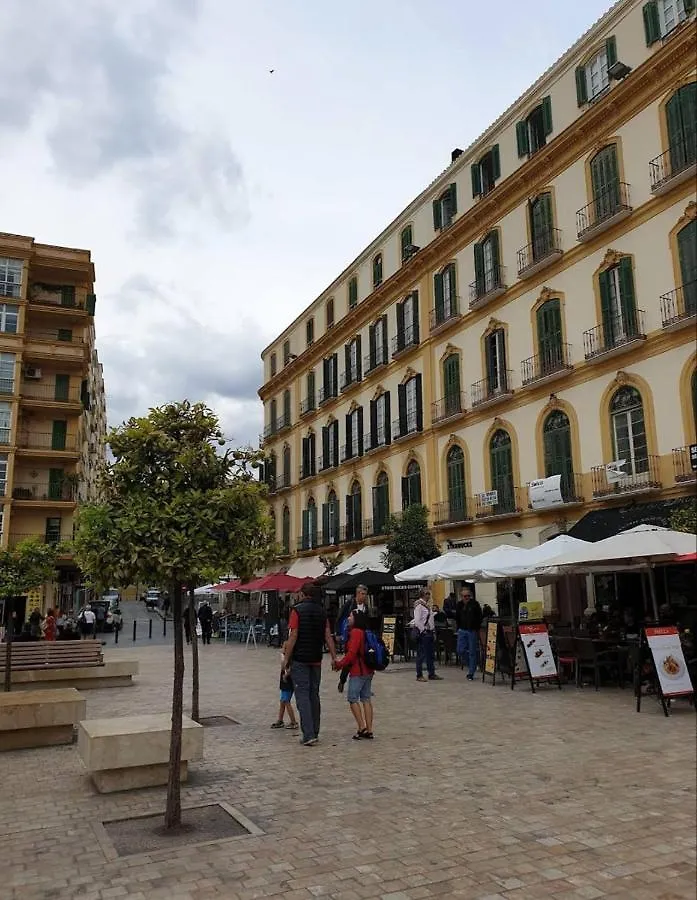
xmin=447 ymin=262 xmax=457 ymax=314
xmin=85 ymin=293 xmax=96 ymax=315
xmin=489 ymin=231 xmax=500 ymax=281
xmin=618 ymin=256 xmax=637 ymax=333
xmin=415 ymin=374 xmax=423 ymax=431
xmin=60 ymin=286 xmax=75 ymax=307
xmin=332 ymin=421 xmax=339 ymax=466
xmin=51 ymin=420 xmax=67 ymax=450
xmin=667 ymin=84 xmax=697 ymax=173
xmin=283 ymin=445 xmax=291 ymax=481
xmin=491 ymin=144 xmax=501 ymax=181
xmin=301 ymin=509 xmax=309 ymax=549
xmin=283 ymin=390 xmax=291 ymax=423
xmin=57 ymin=328 xmax=72 ymax=342
xmin=372 ymin=486 xmax=379 ymax=528
xmin=490 ymin=435 xmax=514 ymax=512
xmin=448 ymin=182 xmax=458 ymax=216
xmin=516 ymin=121 xmax=529 ymax=157
xmin=321 ymin=428 xmax=329 ymax=469
xmin=401 ymin=476 xmax=409 ymax=511
xmin=412 ymin=291 xmax=420 ymax=344
xmin=678 ymin=221 xmax=697 ymax=315
xmin=381 ymin=315 xmax=388 ymax=362
xmin=349 ymin=277 xmax=358 ymax=308
xmin=396 ymin=301 xmax=405 ymax=351
xmin=369 ymin=399 xmax=377 ymax=447
xmin=302 ymin=436 xmax=309 ymax=475
xmin=591 ymin=145 xmax=620 ymax=218
xmin=536 ymin=300 xmax=562 ymax=372
xmin=81 ymin=379 xmax=90 ymax=409
xmin=45 ymin=517 xmax=62 ymax=544
xmin=543 ymin=414 xmax=574 ymax=499
xmin=531 ymin=194 xmax=553 ymax=256
xmin=345 ymin=494 xmax=353 ymax=538
xmin=355 ymin=335 xmax=362 ymax=380
xmin=432 ymin=198 xmax=443 ymax=230
xmin=357 ymin=407 xmax=364 ymax=455
xmin=605 ymin=36 xmax=617 ymax=67
xmin=485 ymin=333 xmax=498 ymax=393
xmin=48 ymin=468 xmax=64 ymax=500
xmin=384 ymin=392 xmax=392 ymax=444
xmin=443 ymin=355 xmax=460 ymax=415
xmin=434 ymin=272 xmax=444 ymax=324
xmin=471 ymin=163 xmax=482 ymax=198
xmin=309 ymin=432 xmax=316 ymax=473
xmin=575 ymin=66 xmax=588 ymax=106
xmin=541 ymin=96 xmax=553 ymax=135
xmin=642 ymin=2 xmax=661 ymax=44
xmin=346 ymin=413 xmax=353 ymax=458
xmin=474 ymin=242 xmax=485 ymax=295
xmin=599 ymin=269 xmax=614 ymax=346
xmin=368 ymin=323 xmax=376 ymax=369
xmin=398 ymin=383 xmax=406 ymax=435
xmin=447 ymin=450 xmax=465 ymax=519
xmin=401 ymin=226 xmax=412 ymax=261
xmin=308 ymin=371 xmax=315 ymax=407
xmin=322 ymin=503 xmax=330 ymax=545
xmin=54 ymin=374 xmax=69 ymax=402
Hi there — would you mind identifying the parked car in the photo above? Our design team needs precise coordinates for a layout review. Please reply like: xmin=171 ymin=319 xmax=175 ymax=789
xmin=145 ymin=589 xmax=161 ymax=610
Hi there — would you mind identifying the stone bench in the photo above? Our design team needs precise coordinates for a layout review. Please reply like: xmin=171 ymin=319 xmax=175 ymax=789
xmin=78 ymin=714 xmax=204 ymax=793
xmin=11 ymin=657 xmax=139 ymax=690
xmin=0 ymin=688 xmax=86 ymax=751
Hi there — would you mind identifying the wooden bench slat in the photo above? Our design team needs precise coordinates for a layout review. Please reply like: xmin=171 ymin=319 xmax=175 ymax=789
xmin=0 ymin=640 xmax=104 ymax=671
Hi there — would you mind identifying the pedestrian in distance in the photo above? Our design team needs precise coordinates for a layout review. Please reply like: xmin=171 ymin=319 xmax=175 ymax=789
xmin=456 ymin=586 xmax=483 ymax=680
xmin=337 ymin=584 xmax=369 ymax=694
xmin=333 ymin=609 xmax=375 ymax=740
xmin=183 ymin=606 xmax=192 ymax=644
xmin=79 ymin=605 xmax=96 ymax=639
xmin=410 ymin=589 xmax=442 ymax=682
xmin=271 ymin=640 xmax=299 ymax=730
xmin=198 ymin=600 xmax=213 ymax=645
xmin=43 ymin=608 xmax=57 ymax=642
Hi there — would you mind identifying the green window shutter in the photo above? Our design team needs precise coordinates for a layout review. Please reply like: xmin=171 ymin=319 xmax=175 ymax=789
xmin=397 ymin=383 xmax=406 ymax=434
xmin=434 ymin=272 xmax=444 ymax=323
xmin=48 ymin=468 xmax=64 ymax=500
xmin=381 ymin=315 xmax=389 ymax=362
xmin=677 ymin=222 xmax=697 ymax=312
xmin=51 ymin=420 xmax=67 ymax=450
xmin=491 ymin=144 xmax=501 ymax=182
xmin=45 ymin=517 xmax=62 ymax=544
xmin=355 ymin=335 xmax=362 ymax=380
xmin=432 ymin=198 xmax=443 ymax=230
xmin=54 ymin=374 xmax=69 ymax=402
xmin=516 ymin=121 xmax=529 ymax=157
xmin=541 ymin=96 xmax=553 ymax=136
xmin=348 ymin=277 xmax=358 ymax=308
xmin=599 ymin=269 xmax=614 ymax=343
xmin=618 ymin=256 xmax=637 ymax=331
xmin=605 ymin=35 xmax=617 ymax=67
xmin=415 ymin=374 xmax=423 ymax=431
xmin=321 ymin=428 xmax=329 ymax=467
xmin=321 ymin=503 xmax=330 ymax=543
xmin=443 ymin=355 xmax=460 ymax=408
xmin=396 ymin=300 xmax=405 ymax=350
xmin=412 ymin=291 xmax=420 ymax=344
xmin=448 ymin=182 xmax=458 ymax=216
xmin=60 ymin=286 xmax=75 ymax=307
xmin=575 ymin=66 xmax=588 ymax=106
xmin=642 ymin=2 xmax=661 ymax=44
xmin=448 ymin=262 xmax=457 ymax=313
xmin=383 ymin=391 xmax=391 ymax=444
xmin=368 ymin=323 xmax=376 ymax=368
xmin=537 ymin=300 xmax=562 ymax=367
xmin=301 ymin=509 xmax=309 ymax=548
xmin=56 ymin=328 xmax=72 ymax=342
xmin=471 ymin=163 xmax=482 ymax=198
xmin=489 ymin=230 xmax=501 ymax=278
xmin=401 ymin=226 xmax=412 ymax=261
xmin=474 ymin=242 xmax=485 ymax=294
xmin=307 ymin=371 xmax=315 ymax=406
xmin=684 ymin=0 xmax=695 ymax=13
xmin=85 ymin=293 xmax=96 ymax=315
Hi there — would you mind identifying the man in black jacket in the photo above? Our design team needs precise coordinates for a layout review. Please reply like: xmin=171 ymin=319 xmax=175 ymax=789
xmin=282 ymin=584 xmax=337 ymax=746
xmin=455 ymin=586 xmax=482 ymax=680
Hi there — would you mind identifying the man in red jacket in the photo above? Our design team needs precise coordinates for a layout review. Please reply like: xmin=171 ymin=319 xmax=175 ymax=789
xmin=333 ymin=609 xmax=375 ymax=740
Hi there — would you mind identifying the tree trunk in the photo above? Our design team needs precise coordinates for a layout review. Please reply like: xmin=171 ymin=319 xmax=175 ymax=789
xmin=3 ymin=596 xmax=14 ymax=693
xmin=164 ymin=581 xmax=184 ymax=829
xmin=189 ymin=588 xmax=200 ymax=723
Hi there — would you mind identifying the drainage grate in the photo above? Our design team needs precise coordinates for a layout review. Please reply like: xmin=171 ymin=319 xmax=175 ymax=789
xmin=199 ymin=715 xmax=240 ymax=727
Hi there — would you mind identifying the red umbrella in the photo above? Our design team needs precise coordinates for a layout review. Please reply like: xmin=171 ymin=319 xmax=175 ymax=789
xmin=675 ymin=552 xmax=697 ymax=562
xmin=211 ymin=579 xmax=241 ymax=592
xmin=238 ymin=573 xmax=310 ymax=593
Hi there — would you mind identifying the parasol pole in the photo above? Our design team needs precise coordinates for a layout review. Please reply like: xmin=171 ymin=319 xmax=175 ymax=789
xmin=646 ymin=565 xmax=659 ymax=621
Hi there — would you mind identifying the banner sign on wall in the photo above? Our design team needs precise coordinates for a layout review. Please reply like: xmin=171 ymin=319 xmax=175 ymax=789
xmin=528 ymin=475 xmax=563 ymax=510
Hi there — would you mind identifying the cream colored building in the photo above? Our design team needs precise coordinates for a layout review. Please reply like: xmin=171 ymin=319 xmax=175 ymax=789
xmin=258 ymin=0 xmax=696 ymax=613
xmin=0 ymin=232 xmax=107 ymax=612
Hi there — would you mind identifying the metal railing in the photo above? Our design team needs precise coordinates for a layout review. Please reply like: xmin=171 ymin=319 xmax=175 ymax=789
xmin=29 ymin=287 xmax=91 ymax=311
xmin=391 ymin=324 xmax=419 ymax=356
xmin=469 ymin=265 xmax=506 ymax=307
xmin=672 ymin=447 xmax=697 ymax=483
xmin=275 ymin=472 xmax=291 ymax=490
xmin=364 ymin=346 xmax=388 ymax=374
xmin=583 ymin=309 xmax=646 ymax=359
xmin=429 ymin=296 xmax=460 ymax=331
xmin=17 ymin=433 xmax=79 ymax=451
xmin=0 ymin=429 xmax=10 ymax=446
xmin=474 ymin=486 xmax=523 ymax=518
xmin=517 ymin=228 xmax=563 ymax=275
xmin=364 ymin=518 xmax=390 ymax=539
xmin=433 ymin=500 xmax=472 ymax=526
xmin=471 ymin=370 xmax=514 ymax=407
xmin=8 ymin=533 xmax=73 ymax=549
xmin=340 ymin=365 xmax=361 ymax=391
xmin=318 ymin=384 xmax=337 ymax=405
xmin=299 ymin=462 xmax=317 ymax=481
xmin=527 ymin=472 xmax=584 ymax=506
xmin=318 ymin=453 xmax=338 ymax=472
xmin=367 ymin=426 xmax=389 ymax=451
xmin=19 ymin=383 xmax=82 ymax=403
xmin=576 ymin=181 xmax=632 ymax=239
xmin=392 ymin=418 xmax=419 ymax=441
xmin=275 ymin=412 xmax=291 ymax=432
xmin=296 ymin=535 xmax=319 ymax=552
xmin=300 ymin=397 xmax=316 ymax=416
xmin=318 ymin=526 xmax=343 ymax=549
xmin=12 ymin=481 xmax=77 ymax=501
xmin=660 ymin=283 xmax=697 ymax=327
xmin=25 ymin=329 xmax=85 ymax=344
xmin=345 ymin=520 xmax=364 ymax=542
xmin=521 ymin=344 xmax=572 ymax=385
xmin=431 ymin=392 xmax=466 ymax=423
xmin=591 ymin=455 xmax=661 ymax=497
xmin=262 ymin=422 xmax=276 ymax=440
xmin=649 ymin=134 xmax=696 ymax=190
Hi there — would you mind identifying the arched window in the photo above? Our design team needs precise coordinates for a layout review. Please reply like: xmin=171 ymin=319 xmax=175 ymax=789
xmin=590 ymin=145 xmax=620 ymax=223
xmin=677 ymin=219 xmax=696 ymax=317
xmin=489 ymin=429 xmax=515 ymax=513
xmin=372 ymin=471 xmax=390 ymax=535
xmin=323 ymin=490 xmax=340 ymax=546
xmin=402 ymin=459 xmax=422 ymax=510
xmin=372 ymin=253 xmax=383 ymax=289
xmin=282 ymin=389 xmax=291 ymax=428
xmin=536 ymin=298 xmax=564 ymax=375
xmin=610 ymin=386 xmax=648 ymax=476
xmin=446 ymin=445 xmax=466 ymax=522
xmin=302 ymin=497 xmax=318 ymax=550
xmin=665 ymin=82 xmax=696 ymax=174
xmin=543 ymin=410 xmax=575 ymax=501
xmin=282 ymin=506 xmax=291 ymax=555
xmin=346 ymin=480 xmax=362 ymax=541
xmin=282 ymin=444 xmax=291 ymax=486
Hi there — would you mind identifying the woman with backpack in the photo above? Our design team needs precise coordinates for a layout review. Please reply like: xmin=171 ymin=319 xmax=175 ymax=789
xmin=333 ymin=609 xmax=375 ymax=740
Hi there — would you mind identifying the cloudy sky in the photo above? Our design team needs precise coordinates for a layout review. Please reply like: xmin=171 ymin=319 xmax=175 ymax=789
xmin=1 ymin=0 xmax=612 ymax=445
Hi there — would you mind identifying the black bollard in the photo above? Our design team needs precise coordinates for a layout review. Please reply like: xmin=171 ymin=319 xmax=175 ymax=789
xmin=163 ymin=617 xmax=167 ymax=638
xmin=132 ymin=620 xmax=137 ymax=642
xmin=114 ymin=625 xmax=119 ymax=645
xmin=148 ymin=619 xmax=153 ymax=640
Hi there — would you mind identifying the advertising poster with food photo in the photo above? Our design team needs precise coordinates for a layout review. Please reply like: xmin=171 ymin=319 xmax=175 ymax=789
xmin=645 ymin=626 xmax=694 ymax=697
xmin=519 ymin=623 xmax=557 ymax=679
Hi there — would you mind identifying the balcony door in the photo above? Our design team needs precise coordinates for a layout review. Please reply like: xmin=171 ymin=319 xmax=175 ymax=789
xmin=446 ymin=445 xmax=466 ymax=521
xmin=677 ymin=219 xmax=697 ymax=316
xmin=489 ymin=429 xmax=515 ymax=513
xmin=372 ymin=472 xmax=390 ymax=535
xmin=666 ymin=81 xmax=696 ymax=174
xmin=543 ymin=411 xmax=574 ymax=501
xmin=590 ymin=145 xmax=620 ymax=222
xmin=530 ymin=193 xmax=553 ymax=261
xmin=610 ymin=387 xmax=648 ymax=477
xmin=599 ymin=258 xmax=636 ymax=347
xmin=443 ymin=354 xmax=461 ymax=417
xmin=536 ymin=299 xmax=563 ymax=374
xmin=485 ymin=329 xmax=507 ymax=395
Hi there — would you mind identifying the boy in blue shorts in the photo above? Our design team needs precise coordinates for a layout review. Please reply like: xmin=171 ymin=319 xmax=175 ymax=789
xmin=271 ymin=641 xmax=298 ymax=729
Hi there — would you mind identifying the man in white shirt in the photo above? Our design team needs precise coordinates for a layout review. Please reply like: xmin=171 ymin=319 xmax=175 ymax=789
xmin=411 ymin=590 xmax=442 ymax=682
xmin=80 ymin=605 xmax=97 ymax=639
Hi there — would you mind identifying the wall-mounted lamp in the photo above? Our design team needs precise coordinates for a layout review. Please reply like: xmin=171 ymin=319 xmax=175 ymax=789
xmin=608 ymin=60 xmax=632 ymax=80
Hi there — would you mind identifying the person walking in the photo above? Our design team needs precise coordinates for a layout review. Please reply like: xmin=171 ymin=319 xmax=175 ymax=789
xmin=411 ymin=590 xmax=441 ymax=682
xmin=456 ymin=586 xmax=483 ymax=680
xmin=198 ymin=600 xmax=213 ymax=645
xmin=43 ymin=608 xmax=57 ymax=642
xmin=80 ymin=605 xmax=96 ymax=639
xmin=28 ymin=607 xmax=43 ymax=639
xmin=334 ymin=609 xmax=375 ymax=740
xmin=183 ymin=606 xmax=192 ymax=644
xmin=282 ymin=583 xmax=336 ymax=747
xmin=337 ymin=584 xmax=369 ymax=694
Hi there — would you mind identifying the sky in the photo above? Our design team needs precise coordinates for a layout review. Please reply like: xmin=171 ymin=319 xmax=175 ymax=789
xmin=1 ymin=0 xmax=615 ymax=446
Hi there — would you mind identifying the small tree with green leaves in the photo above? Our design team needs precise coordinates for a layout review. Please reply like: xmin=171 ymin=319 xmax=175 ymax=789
xmin=74 ymin=401 xmax=275 ymax=829
xmin=1 ymin=538 xmax=60 ymax=692
xmin=670 ymin=504 xmax=697 ymax=535
xmin=382 ymin=504 xmax=439 ymax=573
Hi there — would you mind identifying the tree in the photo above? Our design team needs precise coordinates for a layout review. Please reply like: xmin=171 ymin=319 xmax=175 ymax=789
xmin=74 ymin=401 xmax=275 ymax=829
xmin=670 ymin=505 xmax=697 ymax=534
xmin=382 ymin=504 xmax=439 ymax=573
xmin=1 ymin=539 xmax=60 ymax=692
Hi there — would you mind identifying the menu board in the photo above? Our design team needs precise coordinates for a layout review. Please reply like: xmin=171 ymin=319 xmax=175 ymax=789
xmin=645 ymin=626 xmax=694 ymax=698
xmin=518 ymin=601 xmax=544 ymax=622
xmin=382 ymin=616 xmax=396 ymax=656
xmin=519 ymin=623 xmax=557 ymax=680
xmin=485 ymin=621 xmax=497 ymax=675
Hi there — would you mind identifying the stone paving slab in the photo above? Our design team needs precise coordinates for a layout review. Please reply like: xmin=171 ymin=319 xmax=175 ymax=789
xmin=0 ymin=642 xmax=694 ymax=899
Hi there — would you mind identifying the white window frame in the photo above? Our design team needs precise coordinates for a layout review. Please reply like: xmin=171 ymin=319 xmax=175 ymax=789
xmin=607 ymin=267 xmax=627 ymax=340
xmin=585 ymin=48 xmax=609 ymax=99
xmin=659 ymin=0 xmax=687 ymax=35
xmin=0 ymin=258 xmax=22 ymax=299
xmin=350 ymin=410 xmax=360 ymax=454
xmin=487 ymin=330 xmax=506 ymax=393
xmin=442 ymin=267 xmax=454 ymax=318
xmin=611 ymin=405 xmax=648 ymax=477
xmin=0 ymin=353 xmax=15 ymax=395
xmin=0 ymin=303 xmax=18 ymax=334
xmin=0 ymin=453 xmax=7 ymax=496
xmin=376 ymin=395 xmax=386 ymax=446
xmin=0 ymin=401 xmax=11 ymax=445
xmin=403 ymin=295 xmax=415 ymax=341
xmin=349 ymin=339 xmax=359 ymax=377
xmin=329 ymin=422 xmax=338 ymax=467
xmin=482 ymin=239 xmax=495 ymax=293
xmin=405 ymin=379 xmax=418 ymax=433
xmin=374 ymin=318 xmax=385 ymax=365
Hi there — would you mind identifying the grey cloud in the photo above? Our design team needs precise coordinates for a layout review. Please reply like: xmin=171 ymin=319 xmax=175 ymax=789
xmin=0 ymin=0 xmax=247 ymax=238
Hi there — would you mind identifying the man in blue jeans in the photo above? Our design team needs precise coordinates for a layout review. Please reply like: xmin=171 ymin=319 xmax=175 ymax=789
xmin=411 ymin=591 xmax=442 ymax=682
xmin=282 ymin=584 xmax=336 ymax=746
xmin=456 ymin=586 xmax=483 ymax=680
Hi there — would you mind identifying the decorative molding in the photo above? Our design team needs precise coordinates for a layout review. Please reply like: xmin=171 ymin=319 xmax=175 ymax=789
xmin=372 ymin=384 xmax=385 ymax=401
xmin=543 ymin=393 xmax=560 ymax=413
xmin=538 ymin=286 xmax=555 ymax=302
xmin=684 ymin=200 xmax=696 ymax=221
xmin=602 ymin=248 xmax=624 ymax=268
xmin=348 ymin=400 xmax=359 ymax=413
xmin=400 ymin=366 xmax=418 ymax=385
xmin=614 ymin=370 xmax=628 ymax=386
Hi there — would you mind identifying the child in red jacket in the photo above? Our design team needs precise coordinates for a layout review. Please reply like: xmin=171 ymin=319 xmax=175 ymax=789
xmin=333 ymin=609 xmax=374 ymax=740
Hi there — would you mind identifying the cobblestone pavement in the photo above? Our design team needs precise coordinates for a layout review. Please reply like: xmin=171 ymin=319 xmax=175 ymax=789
xmin=1 ymin=642 xmax=695 ymax=900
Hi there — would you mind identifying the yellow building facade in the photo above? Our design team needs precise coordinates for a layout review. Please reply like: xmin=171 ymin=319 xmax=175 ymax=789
xmin=0 ymin=232 xmax=107 ymax=612
xmin=259 ymin=0 xmax=697 ymax=611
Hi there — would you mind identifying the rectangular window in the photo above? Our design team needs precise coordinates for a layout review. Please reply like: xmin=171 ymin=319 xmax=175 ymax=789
xmin=442 ymin=266 xmax=455 ymax=318
xmin=374 ymin=318 xmax=385 ymax=365
xmin=406 ymin=379 xmax=418 ymax=433
xmin=45 ymin=516 xmax=62 ymax=544
xmin=587 ymin=49 xmax=609 ymax=98
xmin=433 ymin=183 xmax=457 ymax=230
xmin=486 ymin=330 xmax=507 ymax=393
xmin=306 ymin=318 xmax=314 ymax=347
xmin=348 ymin=277 xmax=358 ymax=309
xmin=375 ymin=395 xmax=386 ymax=446
xmin=283 ymin=340 xmax=291 ymax=366
xmin=0 ymin=402 xmax=12 ymax=445
xmin=659 ymin=0 xmax=687 ymax=35
xmin=472 ymin=146 xmax=500 ymax=197
xmin=0 ymin=304 xmax=18 ymax=334
xmin=403 ymin=294 xmax=415 ymax=337
xmin=0 ymin=353 xmax=15 ymax=395
xmin=270 ymin=353 xmax=277 ymax=377
xmin=0 ymin=258 xmax=22 ymax=299
xmin=400 ymin=225 xmax=414 ymax=263
xmin=0 ymin=453 xmax=7 ymax=496
xmin=329 ymin=421 xmax=339 ymax=467
xmin=351 ymin=411 xmax=360 ymax=453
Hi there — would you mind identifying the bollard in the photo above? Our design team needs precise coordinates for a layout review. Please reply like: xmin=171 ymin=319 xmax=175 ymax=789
xmin=163 ymin=617 xmax=167 ymax=638
xmin=148 ymin=619 xmax=153 ymax=640
xmin=114 ymin=625 xmax=119 ymax=645
xmin=132 ymin=620 xmax=137 ymax=642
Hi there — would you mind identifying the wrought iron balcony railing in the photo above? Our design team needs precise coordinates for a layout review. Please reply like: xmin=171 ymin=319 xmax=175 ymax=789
xmin=517 ymin=228 xmax=563 ymax=277
xmin=8 ymin=532 xmax=73 ymax=549
xmin=318 ymin=384 xmax=338 ymax=405
xmin=19 ymin=383 xmax=82 ymax=403
xmin=12 ymin=481 xmax=78 ymax=501
xmin=364 ymin=346 xmax=388 ymax=374
xmin=392 ymin=418 xmax=420 ymax=442
xmin=583 ymin=310 xmax=646 ymax=359
xmin=649 ymin=134 xmax=697 ymax=193
xmin=660 ymin=283 xmax=697 ymax=328
xmin=576 ymin=181 xmax=632 ymax=241
xmin=431 ymin=392 xmax=467 ymax=424
xmin=391 ymin=324 xmax=419 ymax=357
xmin=366 ymin=426 xmax=389 ymax=452
xmin=672 ymin=447 xmax=697 ymax=483
xmin=429 ymin=296 xmax=461 ymax=332
xmin=521 ymin=344 xmax=572 ymax=386
xmin=300 ymin=396 xmax=316 ymax=416
xmin=340 ymin=365 xmax=361 ymax=391
xmin=591 ymin=455 xmax=661 ymax=498
xmin=17 ymin=432 xmax=79 ymax=451
xmin=432 ymin=500 xmax=472 ymax=527
xmin=469 ymin=265 xmax=507 ymax=308
xmin=471 ymin=370 xmax=514 ymax=407
xmin=275 ymin=412 xmax=291 ymax=433
xmin=474 ymin=486 xmax=524 ymax=518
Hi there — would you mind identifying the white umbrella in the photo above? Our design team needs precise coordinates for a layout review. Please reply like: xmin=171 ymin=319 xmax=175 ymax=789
xmin=443 ymin=544 xmax=528 ymax=580
xmin=478 ymin=534 xmax=589 ymax=579
xmin=394 ymin=551 xmax=472 ymax=582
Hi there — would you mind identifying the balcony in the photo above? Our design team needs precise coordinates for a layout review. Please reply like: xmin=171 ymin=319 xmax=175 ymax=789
xmin=296 ymin=536 xmax=319 ymax=553
xmin=8 ymin=532 xmax=73 ymax=550
xmin=471 ymin=371 xmax=514 ymax=409
xmin=469 ymin=266 xmax=507 ymax=310
xmin=318 ymin=454 xmax=338 ymax=473
xmin=391 ymin=325 xmax=419 ymax=358
xmin=433 ymin=500 xmax=473 ymax=527
xmin=431 ymin=392 xmax=467 ymax=425
xmin=318 ymin=526 xmax=343 ymax=549
xmin=275 ymin=412 xmax=291 ymax=434
xmin=392 ymin=418 xmax=420 ymax=443
xmin=474 ymin=486 xmax=524 ymax=519
xmin=583 ymin=310 xmax=646 ymax=360
xmin=340 ymin=444 xmax=354 ymax=463
xmin=521 ymin=344 xmax=572 ymax=387
xmin=576 ymin=181 xmax=632 ymax=242
xmin=363 ymin=348 xmax=388 ymax=375
xmin=517 ymin=228 xmax=563 ymax=279
xmin=649 ymin=137 xmax=697 ymax=196
xmin=527 ymin=473 xmax=584 ymax=508
xmin=299 ymin=397 xmax=316 ymax=417
xmin=299 ymin=463 xmax=317 ymax=482
xmin=11 ymin=481 xmax=77 ymax=502
xmin=23 ymin=329 xmax=88 ymax=365
xmin=660 ymin=283 xmax=697 ymax=330
xmin=262 ymin=422 xmax=276 ymax=441
xmin=29 ymin=284 xmax=94 ymax=316
xmin=318 ymin=384 xmax=337 ymax=406
xmin=16 ymin=433 xmax=79 ymax=452
xmin=366 ymin=426 xmax=390 ymax=453
xmin=340 ymin=365 xmax=361 ymax=392
xmin=19 ymin=383 xmax=82 ymax=405
xmin=672 ymin=446 xmax=697 ymax=483
xmin=429 ymin=297 xmax=461 ymax=334
xmin=344 ymin=520 xmax=364 ymax=543
xmin=364 ymin=518 xmax=390 ymax=539
xmin=591 ymin=455 xmax=661 ymax=498
xmin=274 ymin=472 xmax=291 ymax=491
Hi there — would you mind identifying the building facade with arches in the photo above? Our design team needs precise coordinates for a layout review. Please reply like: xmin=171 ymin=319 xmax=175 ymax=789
xmin=259 ymin=0 xmax=696 ymax=611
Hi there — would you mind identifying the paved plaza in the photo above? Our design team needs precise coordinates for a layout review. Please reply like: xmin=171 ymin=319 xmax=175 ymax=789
xmin=0 ymin=642 xmax=695 ymax=900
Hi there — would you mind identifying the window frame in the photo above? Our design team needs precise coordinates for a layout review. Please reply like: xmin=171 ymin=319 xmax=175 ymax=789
xmin=0 ymin=352 xmax=15 ymax=395
xmin=0 ymin=303 xmax=19 ymax=334
xmin=306 ymin=317 xmax=314 ymax=347
xmin=610 ymin=387 xmax=649 ymax=476
xmin=0 ymin=257 xmax=22 ymax=300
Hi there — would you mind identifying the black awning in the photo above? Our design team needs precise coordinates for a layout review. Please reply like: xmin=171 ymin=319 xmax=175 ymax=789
xmin=568 ymin=496 xmax=695 ymax=542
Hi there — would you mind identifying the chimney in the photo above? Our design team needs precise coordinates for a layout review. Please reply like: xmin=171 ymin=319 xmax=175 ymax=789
xmin=451 ymin=148 xmax=463 ymax=163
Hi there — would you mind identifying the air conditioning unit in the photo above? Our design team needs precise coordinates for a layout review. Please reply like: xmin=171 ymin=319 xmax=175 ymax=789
xmin=24 ymin=366 xmax=42 ymax=380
